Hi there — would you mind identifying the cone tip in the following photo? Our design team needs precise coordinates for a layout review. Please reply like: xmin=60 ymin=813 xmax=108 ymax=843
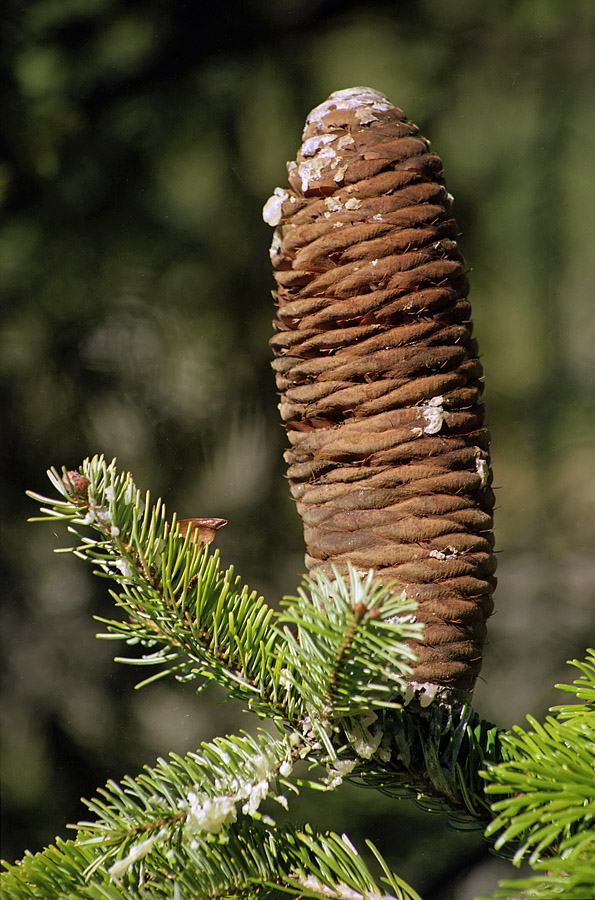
xmin=303 ymin=86 xmax=394 ymax=138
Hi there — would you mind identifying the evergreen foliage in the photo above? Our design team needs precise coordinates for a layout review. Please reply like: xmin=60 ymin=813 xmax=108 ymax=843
xmin=4 ymin=4 xmax=595 ymax=885
xmin=2 ymin=457 xmax=594 ymax=900
xmin=478 ymin=652 xmax=595 ymax=899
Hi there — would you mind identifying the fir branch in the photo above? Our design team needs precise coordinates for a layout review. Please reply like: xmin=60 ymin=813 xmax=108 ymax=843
xmin=485 ymin=714 xmax=595 ymax=861
xmin=18 ymin=458 xmax=595 ymax=900
xmin=348 ymin=700 xmax=508 ymax=826
xmin=28 ymin=457 xmax=282 ymax=716
xmin=1 ymin=823 xmax=421 ymax=900
xmin=478 ymin=652 xmax=595 ymax=898
xmin=279 ymin=567 xmax=423 ymax=719
xmin=479 ymin=833 xmax=595 ymax=900
xmin=551 ymin=647 xmax=595 ymax=717
xmin=26 ymin=458 xmax=514 ymax=818
xmin=74 ymin=729 xmax=297 ymax=865
xmin=27 ymin=457 xmax=427 ymax=742
xmin=483 ymin=660 xmax=595 ymax=865
xmin=25 ymin=458 xmax=513 ymax=824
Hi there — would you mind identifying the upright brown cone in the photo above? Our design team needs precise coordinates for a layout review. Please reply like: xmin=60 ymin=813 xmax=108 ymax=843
xmin=264 ymin=88 xmax=496 ymax=696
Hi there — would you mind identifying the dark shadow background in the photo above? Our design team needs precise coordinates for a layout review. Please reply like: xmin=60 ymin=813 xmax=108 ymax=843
xmin=2 ymin=2 xmax=594 ymax=898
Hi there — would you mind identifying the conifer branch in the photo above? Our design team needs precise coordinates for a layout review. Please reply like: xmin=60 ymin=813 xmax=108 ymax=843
xmin=75 ymin=729 xmax=297 ymax=862
xmin=17 ymin=458 xmax=595 ymax=900
xmin=24 ymin=458 xmax=509 ymax=815
xmin=27 ymin=457 xmax=423 ymax=732
xmin=279 ymin=567 xmax=421 ymax=719
xmin=478 ymin=650 xmax=595 ymax=899
xmin=23 ymin=458 xmax=513 ymax=833
xmin=349 ymin=699 xmax=507 ymax=826
xmin=28 ymin=457 xmax=288 ymax=715
xmin=26 ymin=457 xmax=427 ymax=747
xmin=1 ymin=823 xmax=422 ymax=900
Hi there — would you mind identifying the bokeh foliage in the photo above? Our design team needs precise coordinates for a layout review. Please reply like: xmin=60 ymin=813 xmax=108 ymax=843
xmin=2 ymin=2 xmax=594 ymax=898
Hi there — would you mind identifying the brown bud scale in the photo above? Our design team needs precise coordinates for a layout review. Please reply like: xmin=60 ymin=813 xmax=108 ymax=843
xmin=63 ymin=471 xmax=91 ymax=499
xmin=264 ymin=88 xmax=496 ymax=695
xmin=177 ymin=517 xmax=228 ymax=546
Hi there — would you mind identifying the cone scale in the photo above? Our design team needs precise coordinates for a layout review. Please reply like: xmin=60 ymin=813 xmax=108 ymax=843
xmin=264 ymin=88 xmax=496 ymax=696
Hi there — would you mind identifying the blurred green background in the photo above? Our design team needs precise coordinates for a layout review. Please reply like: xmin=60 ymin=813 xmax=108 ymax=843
xmin=2 ymin=1 xmax=594 ymax=897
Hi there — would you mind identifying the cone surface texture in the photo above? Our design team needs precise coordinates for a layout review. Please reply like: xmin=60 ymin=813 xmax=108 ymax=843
xmin=264 ymin=88 xmax=496 ymax=695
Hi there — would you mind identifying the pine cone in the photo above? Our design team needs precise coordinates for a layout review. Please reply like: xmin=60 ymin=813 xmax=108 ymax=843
xmin=264 ymin=88 xmax=496 ymax=696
